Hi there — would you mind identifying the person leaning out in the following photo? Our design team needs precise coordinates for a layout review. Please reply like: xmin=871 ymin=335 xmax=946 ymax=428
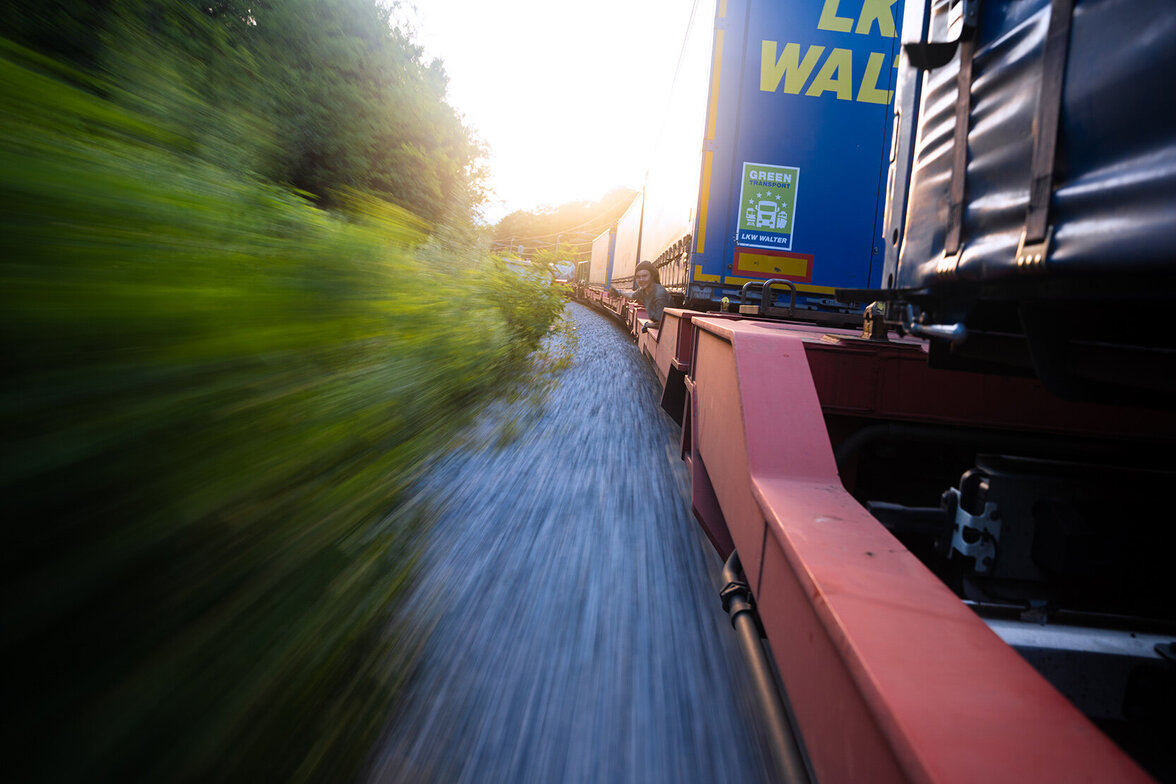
xmin=610 ymin=261 xmax=671 ymax=333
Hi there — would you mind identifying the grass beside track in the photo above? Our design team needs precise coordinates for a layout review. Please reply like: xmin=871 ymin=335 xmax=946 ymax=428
xmin=0 ymin=41 xmax=565 ymax=783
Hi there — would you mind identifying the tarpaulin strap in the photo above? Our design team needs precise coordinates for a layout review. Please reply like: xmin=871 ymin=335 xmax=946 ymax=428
xmin=1017 ymin=0 xmax=1075 ymax=270
xmin=943 ymin=32 xmax=976 ymax=258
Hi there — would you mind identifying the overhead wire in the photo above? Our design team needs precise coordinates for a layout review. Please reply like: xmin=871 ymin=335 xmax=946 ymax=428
xmin=493 ymin=185 xmax=644 ymax=244
xmin=495 ymin=207 xmax=624 ymax=243
xmin=490 ymin=236 xmax=596 ymax=248
xmin=643 ymin=0 xmax=706 ymax=171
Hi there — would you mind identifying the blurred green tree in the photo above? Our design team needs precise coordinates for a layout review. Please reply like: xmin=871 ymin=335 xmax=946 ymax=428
xmin=492 ymin=186 xmax=638 ymax=259
xmin=0 ymin=2 xmax=567 ymax=781
xmin=4 ymin=0 xmax=485 ymax=225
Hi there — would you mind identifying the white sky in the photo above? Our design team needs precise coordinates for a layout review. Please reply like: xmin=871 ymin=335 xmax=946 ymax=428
xmin=400 ymin=0 xmax=707 ymax=224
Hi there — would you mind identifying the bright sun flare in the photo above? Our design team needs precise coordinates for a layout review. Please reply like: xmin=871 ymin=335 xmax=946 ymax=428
xmin=410 ymin=0 xmax=716 ymax=221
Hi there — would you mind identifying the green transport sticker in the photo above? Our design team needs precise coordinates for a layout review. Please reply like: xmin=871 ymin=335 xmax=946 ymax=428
xmin=736 ymin=162 xmax=800 ymax=251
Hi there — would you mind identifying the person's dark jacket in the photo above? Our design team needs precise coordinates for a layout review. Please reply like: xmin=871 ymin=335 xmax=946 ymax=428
xmin=614 ymin=283 xmax=671 ymax=324
xmin=638 ymin=283 xmax=671 ymax=323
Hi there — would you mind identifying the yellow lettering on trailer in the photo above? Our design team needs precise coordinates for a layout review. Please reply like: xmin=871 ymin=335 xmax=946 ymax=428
xmin=856 ymin=51 xmax=893 ymax=104
xmin=760 ymin=41 xmax=823 ymax=93
xmin=855 ymin=0 xmax=898 ymax=37
xmin=819 ymin=0 xmax=898 ymax=37
xmin=761 ymin=42 xmax=895 ymax=106
xmin=805 ymin=48 xmax=854 ymax=101
xmin=817 ymin=0 xmax=854 ymax=33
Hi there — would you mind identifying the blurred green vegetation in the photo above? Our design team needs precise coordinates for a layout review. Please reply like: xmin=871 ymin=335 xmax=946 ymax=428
xmin=5 ymin=0 xmax=484 ymax=221
xmin=1 ymin=2 xmax=566 ymax=781
xmin=492 ymin=186 xmax=638 ymax=261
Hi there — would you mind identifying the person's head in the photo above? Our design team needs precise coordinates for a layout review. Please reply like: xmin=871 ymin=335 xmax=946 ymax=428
xmin=634 ymin=261 xmax=659 ymax=289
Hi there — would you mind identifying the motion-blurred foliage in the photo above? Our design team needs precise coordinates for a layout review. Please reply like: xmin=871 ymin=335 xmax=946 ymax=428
xmin=492 ymin=186 xmax=638 ymax=261
xmin=6 ymin=0 xmax=483 ymax=222
xmin=0 ymin=2 xmax=565 ymax=781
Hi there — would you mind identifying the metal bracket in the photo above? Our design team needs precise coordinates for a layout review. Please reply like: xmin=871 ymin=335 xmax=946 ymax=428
xmin=720 ymin=579 xmax=754 ymax=613
xmin=1015 ymin=226 xmax=1053 ymax=274
xmin=862 ymin=302 xmax=889 ymax=341
xmin=903 ymin=304 xmax=968 ymax=345
xmin=948 ymin=0 xmax=980 ymax=40
xmin=936 ymin=251 xmax=961 ymax=280
xmin=738 ymin=279 xmax=797 ymax=317
xmin=904 ymin=0 xmax=979 ymax=70
xmin=719 ymin=564 xmax=759 ymax=631
xmin=948 ymin=489 xmax=1001 ymax=573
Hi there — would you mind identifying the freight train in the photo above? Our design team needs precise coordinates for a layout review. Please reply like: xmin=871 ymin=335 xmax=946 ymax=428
xmin=572 ymin=0 xmax=1176 ymax=781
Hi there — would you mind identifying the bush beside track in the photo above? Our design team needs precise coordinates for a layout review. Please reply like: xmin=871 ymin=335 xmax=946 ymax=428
xmin=0 ymin=40 xmax=566 ymax=783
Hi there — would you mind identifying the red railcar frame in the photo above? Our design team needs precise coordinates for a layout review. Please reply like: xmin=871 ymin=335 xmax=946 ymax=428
xmin=638 ymin=306 xmax=1172 ymax=783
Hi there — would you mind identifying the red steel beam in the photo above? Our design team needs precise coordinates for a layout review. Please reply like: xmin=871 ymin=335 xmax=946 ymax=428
xmin=688 ymin=316 xmax=1150 ymax=783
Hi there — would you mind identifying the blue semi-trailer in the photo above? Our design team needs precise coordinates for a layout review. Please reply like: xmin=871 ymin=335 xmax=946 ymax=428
xmin=613 ymin=0 xmax=904 ymax=313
